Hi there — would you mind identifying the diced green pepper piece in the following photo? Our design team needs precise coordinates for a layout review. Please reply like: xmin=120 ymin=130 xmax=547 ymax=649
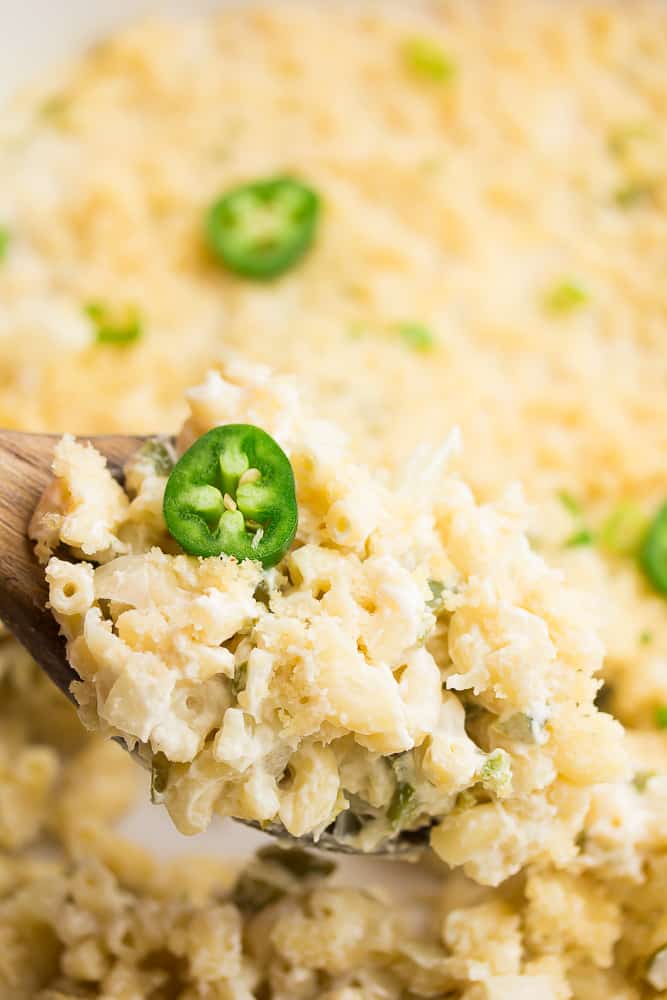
xmin=86 ymin=302 xmax=143 ymax=346
xmin=599 ymin=502 xmax=647 ymax=556
xmin=565 ymin=528 xmax=594 ymax=548
xmin=387 ymin=781 xmax=416 ymax=827
xmin=0 ymin=226 xmax=10 ymax=262
xmin=230 ymin=846 xmax=335 ymax=914
xmin=640 ymin=503 xmax=667 ymax=597
xmin=231 ymin=662 xmax=248 ymax=699
xmin=614 ymin=181 xmax=655 ymax=209
xmin=543 ymin=280 xmax=588 ymax=316
xmin=608 ymin=121 xmax=655 ymax=157
xmin=254 ymin=578 xmax=272 ymax=609
xmin=496 ymin=712 xmax=547 ymax=745
xmin=398 ymin=322 xmax=435 ymax=352
xmin=40 ymin=94 xmax=69 ymax=126
xmin=136 ymin=438 xmax=174 ymax=478
xmin=401 ymin=36 xmax=456 ymax=83
xmin=557 ymin=490 xmax=582 ymax=516
xmin=479 ymin=749 xmax=512 ymax=797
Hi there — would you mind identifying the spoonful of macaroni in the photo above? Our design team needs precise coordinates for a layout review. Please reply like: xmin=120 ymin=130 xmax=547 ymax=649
xmin=0 ymin=365 xmax=627 ymax=878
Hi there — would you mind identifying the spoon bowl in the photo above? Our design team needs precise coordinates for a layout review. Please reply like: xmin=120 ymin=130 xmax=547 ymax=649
xmin=0 ymin=429 xmax=430 ymax=858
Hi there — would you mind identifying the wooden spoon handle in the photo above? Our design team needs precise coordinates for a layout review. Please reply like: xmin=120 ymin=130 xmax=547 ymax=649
xmin=0 ymin=431 xmax=144 ymax=698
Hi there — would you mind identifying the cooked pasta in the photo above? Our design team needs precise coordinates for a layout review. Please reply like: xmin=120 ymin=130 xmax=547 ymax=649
xmin=1 ymin=1 xmax=667 ymax=996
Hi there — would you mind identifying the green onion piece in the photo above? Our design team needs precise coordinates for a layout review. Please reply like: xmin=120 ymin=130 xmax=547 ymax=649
xmin=614 ymin=181 xmax=655 ymax=209
xmin=398 ymin=322 xmax=434 ymax=352
xmin=257 ymin=845 xmax=335 ymax=879
xmin=387 ymin=781 xmax=416 ymax=827
xmin=0 ymin=226 xmax=10 ymax=262
xmin=599 ymin=502 xmax=647 ymax=556
xmin=401 ymin=36 xmax=456 ymax=83
xmin=565 ymin=529 xmax=594 ymax=548
xmin=544 ymin=280 xmax=589 ymax=316
xmin=639 ymin=630 xmax=653 ymax=646
xmin=86 ymin=302 xmax=143 ymax=346
xmin=655 ymin=706 xmax=667 ymax=729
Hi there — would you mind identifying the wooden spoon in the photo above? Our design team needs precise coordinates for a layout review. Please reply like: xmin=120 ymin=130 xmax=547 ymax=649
xmin=0 ymin=430 xmax=429 ymax=855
